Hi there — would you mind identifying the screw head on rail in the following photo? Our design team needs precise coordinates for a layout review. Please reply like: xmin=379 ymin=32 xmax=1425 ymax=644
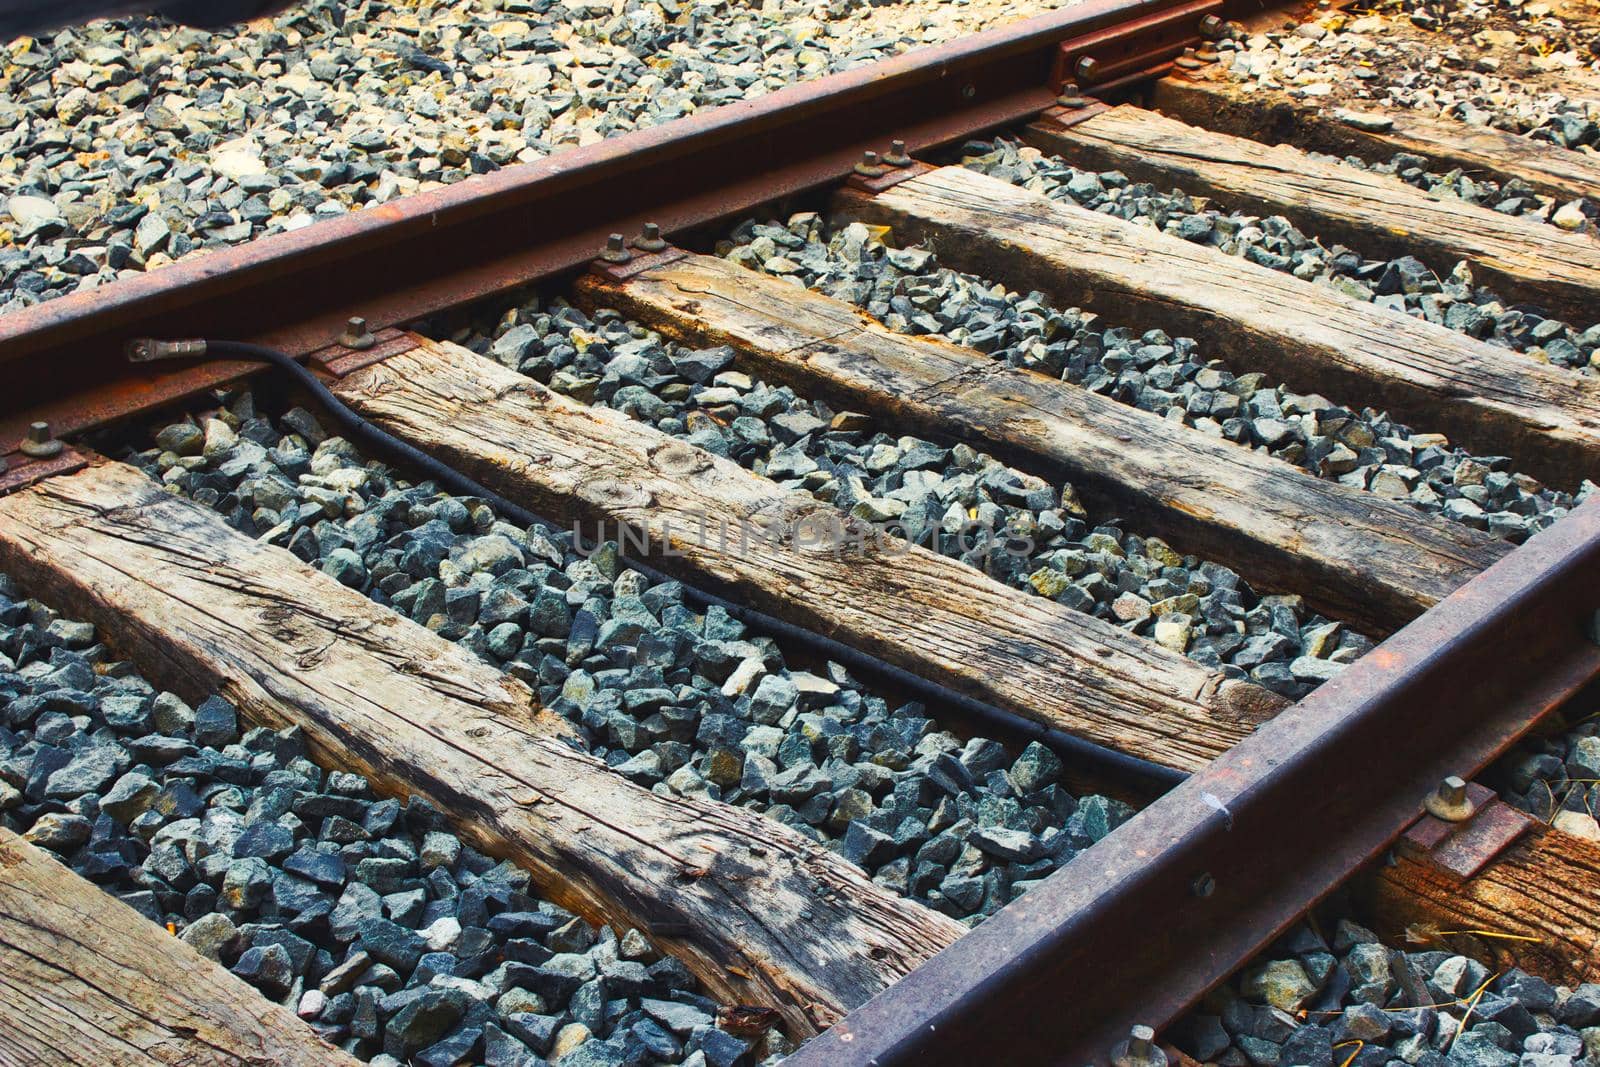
xmin=1074 ymin=55 xmax=1101 ymax=83
xmin=1191 ymin=872 xmax=1216 ymax=898
xmin=1583 ymin=609 xmax=1600 ymax=646
xmin=1199 ymin=13 xmax=1225 ymax=38
xmin=1111 ymin=1023 xmax=1170 ymax=1067
xmin=600 ymin=232 xmax=633 ymax=264
xmin=1056 ymin=80 xmax=1092 ymax=109
xmin=632 ymin=222 xmax=667 ymax=252
xmin=1175 ymin=46 xmax=1205 ymax=69
xmin=18 ymin=421 xmax=64 ymax=459
xmin=854 ymin=151 xmax=887 ymax=178
xmin=338 ymin=316 xmax=376 ymax=351
xmin=1424 ymin=775 xmax=1477 ymax=822
xmin=883 ymin=139 xmax=912 ymax=167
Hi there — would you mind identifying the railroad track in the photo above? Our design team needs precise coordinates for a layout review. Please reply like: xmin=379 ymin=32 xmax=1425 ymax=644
xmin=1 ymin=0 xmax=1598 ymax=1064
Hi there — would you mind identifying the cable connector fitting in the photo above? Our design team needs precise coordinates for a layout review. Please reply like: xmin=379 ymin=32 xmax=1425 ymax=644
xmin=127 ymin=338 xmax=209 ymax=362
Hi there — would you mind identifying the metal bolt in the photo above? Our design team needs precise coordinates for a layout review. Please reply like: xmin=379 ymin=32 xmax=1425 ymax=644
xmin=854 ymin=151 xmax=886 ymax=178
xmin=883 ymin=139 xmax=912 ymax=167
xmin=632 ymin=222 xmax=667 ymax=252
xmin=1192 ymin=872 xmax=1216 ymax=898
xmin=1057 ymin=80 xmax=1092 ymax=108
xmin=1584 ymin=608 xmax=1600 ymax=646
xmin=1199 ymin=13 xmax=1225 ymax=37
xmin=1075 ymin=55 xmax=1100 ymax=83
xmin=338 ymin=316 xmax=376 ymax=351
xmin=1112 ymin=1023 xmax=1169 ymax=1067
xmin=1424 ymin=775 xmax=1477 ymax=822
xmin=600 ymin=233 xmax=633 ymax=264
xmin=1175 ymin=46 xmax=1204 ymax=69
xmin=961 ymin=83 xmax=976 ymax=99
xmin=1129 ymin=1026 xmax=1155 ymax=1058
xmin=18 ymin=422 xmax=63 ymax=459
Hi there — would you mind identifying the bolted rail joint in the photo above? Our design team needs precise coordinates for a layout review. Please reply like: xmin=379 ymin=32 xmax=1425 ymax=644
xmin=126 ymin=338 xmax=209 ymax=362
xmin=1424 ymin=775 xmax=1477 ymax=822
xmin=1112 ymin=1024 xmax=1170 ymax=1067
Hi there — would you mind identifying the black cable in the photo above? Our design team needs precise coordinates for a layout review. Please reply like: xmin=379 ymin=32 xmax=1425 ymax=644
xmin=129 ymin=338 xmax=1187 ymax=791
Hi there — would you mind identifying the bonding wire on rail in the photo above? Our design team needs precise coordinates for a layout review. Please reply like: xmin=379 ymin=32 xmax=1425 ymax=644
xmin=127 ymin=338 xmax=1187 ymax=791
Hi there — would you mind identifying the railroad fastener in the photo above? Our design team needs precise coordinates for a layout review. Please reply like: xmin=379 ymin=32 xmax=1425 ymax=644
xmin=1175 ymin=46 xmax=1204 ymax=70
xmin=883 ymin=140 xmax=912 ymax=167
xmin=338 ymin=316 xmax=376 ymax=351
xmin=854 ymin=151 xmax=887 ymax=178
xmin=1056 ymin=81 xmax=1092 ymax=109
xmin=600 ymin=233 xmax=633 ymax=264
xmin=1198 ymin=13 xmax=1225 ymax=38
xmin=632 ymin=222 xmax=668 ymax=252
xmin=1111 ymin=1024 xmax=1169 ymax=1067
xmin=18 ymin=422 xmax=63 ymax=459
xmin=1191 ymin=872 xmax=1216 ymax=898
xmin=1423 ymin=775 xmax=1477 ymax=822
xmin=1583 ymin=608 xmax=1600 ymax=646
xmin=1074 ymin=55 xmax=1101 ymax=82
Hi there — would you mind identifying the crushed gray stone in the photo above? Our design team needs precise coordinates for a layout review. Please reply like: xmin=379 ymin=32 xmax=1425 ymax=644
xmin=0 ymin=0 xmax=1067 ymax=310
xmin=1179 ymin=915 xmax=1600 ymax=1067
xmin=0 ymin=569 xmax=762 ymax=1064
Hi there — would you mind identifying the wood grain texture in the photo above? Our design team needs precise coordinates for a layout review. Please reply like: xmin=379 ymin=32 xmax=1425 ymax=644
xmin=0 ymin=827 xmax=355 ymax=1067
xmin=835 ymin=165 xmax=1600 ymax=490
xmin=577 ymin=254 xmax=1507 ymax=637
xmin=1025 ymin=104 xmax=1600 ymax=325
xmin=331 ymin=335 xmax=1285 ymax=773
xmin=1359 ymin=824 xmax=1600 ymax=987
xmin=1153 ymin=73 xmax=1600 ymax=207
xmin=0 ymin=461 xmax=962 ymax=1037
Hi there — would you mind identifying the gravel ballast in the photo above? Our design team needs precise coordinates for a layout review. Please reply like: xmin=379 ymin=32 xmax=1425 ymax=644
xmin=0 ymin=571 xmax=761 ymax=1066
xmin=1215 ymin=1 xmax=1600 ymax=147
xmin=0 ymin=0 xmax=1067 ymax=310
xmin=127 ymin=394 xmax=1141 ymax=934
xmin=1175 ymin=915 xmax=1600 ymax=1067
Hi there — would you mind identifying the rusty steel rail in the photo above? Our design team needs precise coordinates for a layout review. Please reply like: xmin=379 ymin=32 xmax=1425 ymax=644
xmin=0 ymin=0 xmax=1265 ymax=452
xmin=789 ymin=497 xmax=1600 ymax=1066
xmin=5 ymin=0 xmax=1597 ymax=1063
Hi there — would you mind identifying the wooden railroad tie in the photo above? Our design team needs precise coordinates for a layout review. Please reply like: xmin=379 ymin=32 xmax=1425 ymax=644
xmin=831 ymin=165 xmax=1600 ymax=491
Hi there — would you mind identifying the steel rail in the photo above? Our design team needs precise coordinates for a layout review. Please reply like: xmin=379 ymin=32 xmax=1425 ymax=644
xmin=0 ymin=0 xmax=1250 ymax=451
xmin=788 ymin=496 xmax=1600 ymax=1066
